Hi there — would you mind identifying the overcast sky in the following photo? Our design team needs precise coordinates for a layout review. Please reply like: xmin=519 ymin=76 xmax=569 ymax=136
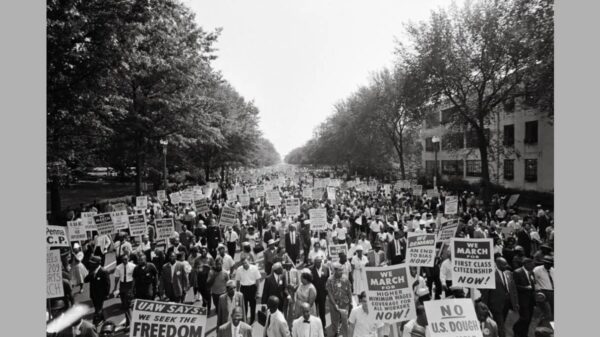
xmin=184 ymin=0 xmax=456 ymax=159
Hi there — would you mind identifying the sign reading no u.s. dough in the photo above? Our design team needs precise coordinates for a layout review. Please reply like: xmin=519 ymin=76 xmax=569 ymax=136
xmin=451 ymin=238 xmax=495 ymax=289
xmin=363 ymin=264 xmax=416 ymax=323
xmin=424 ymin=298 xmax=483 ymax=337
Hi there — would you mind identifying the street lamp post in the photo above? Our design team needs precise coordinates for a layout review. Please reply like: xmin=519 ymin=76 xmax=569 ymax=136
xmin=160 ymin=139 xmax=168 ymax=190
xmin=432 ymin=136 xmax=440 ymax=188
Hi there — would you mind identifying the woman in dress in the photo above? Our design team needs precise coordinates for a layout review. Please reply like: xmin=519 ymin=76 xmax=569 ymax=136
xmin=293 ymin=270 xmax=317 ymax=319
xmin=70 ymin=243 xmax=88 ymax=294
xmin=351 ymin=245 xmax=369 ymax=295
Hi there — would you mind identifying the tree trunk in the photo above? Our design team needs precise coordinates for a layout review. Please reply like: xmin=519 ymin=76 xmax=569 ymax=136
xmin=477 ymin=128 xmax=491 ymax=207
xmin=398 ymin=133 xmax=406 ymax=180
xmin=205 ymin=161 xmax=211 ymax=182
xmin=220 ymin=165 xmax=225 ymax=184
xmin=135 ymin=151 xmax=144 ymax=196
xmin=50 ymin=175 xmax=62 ymax=226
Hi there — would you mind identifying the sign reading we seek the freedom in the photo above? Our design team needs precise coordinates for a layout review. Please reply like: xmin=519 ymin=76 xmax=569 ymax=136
xmin=406 ymin=233 xmax=436 ymax=267
xmin=424 ymin=298 xmax=483 ymax=337
xmin=130 ymin=299 xmax=207 ymax=337
xmin=451 ymin=238 xmax=495 ymax=289
xmin=363 ymin=264 xmax=416 ymax=323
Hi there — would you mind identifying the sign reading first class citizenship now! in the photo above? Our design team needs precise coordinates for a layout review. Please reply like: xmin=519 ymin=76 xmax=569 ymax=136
xmin=363 ymin=264 xmax=416 ymax=323
xmin=424 ymin=298 xmax=483 ymax=337
xmin=451 ymin=238 xmax=495 ymax=289
xmin=130 ymin=299 xmax=207 ymax=337
xmin=406 ymin=233 xmax=436 ymax=267
xmin=46 ymin=225 xmax=70 ymax=248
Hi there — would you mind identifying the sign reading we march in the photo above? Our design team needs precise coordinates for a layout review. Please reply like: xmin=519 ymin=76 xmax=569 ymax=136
xmin=363 ymin=264 xmax=416 ymax=323
xmin=406 ymin=233 xmax=436 ymax=267
xmin=451 ymin=238 xmax=495 ymax=289
xmin=130 ymin=299 xmax=207 ymax=337
xmin=424 ymin=298 xmax=483 ymax=337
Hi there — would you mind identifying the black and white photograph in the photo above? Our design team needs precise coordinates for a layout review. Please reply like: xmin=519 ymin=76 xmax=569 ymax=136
xmin=41 ymin=0 xmax=557 ymax=336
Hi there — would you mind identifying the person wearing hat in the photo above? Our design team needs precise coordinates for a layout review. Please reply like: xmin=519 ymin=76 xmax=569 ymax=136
xmin=159 ymin=251 xmax=189 ymax=303
xmin=264 ymin=238 xmax=279 ymax=275
xmin=533 ymin=244 xmax=553 ymax=266
xmin=217 ymin=280 xmax=247 ymax=328
xmin=285 ymin=223 xmax=301 ymax=265
xmin=262 ymin=262 xmax=288 ymax=312
xmin=401 ymin=304 xmax=428 ymax=337
xmin=326 ymin=262 xmax=353 ymax=337
xmin=475 ymin=301 xmax=499 ymax=337
xmin=351 ymin=245 xmax=369 ymax=295
xmin=415 ymin=287 xmax=431 ymax=304
xmin=367 ymin=241 xmax=386 ymax=266
xmin=70 ymin=244 xmax=88 ymax=295
xmin=217 ymin=243 xmax=236 ymax=274
xmin=99 ymin=321 xmax=116 ymax=337
xmin=533 ymin=256 xmax=554 ymax=319
xmin=513 ymin=258 xmax=536 ymax=337
xmin=83 ymin=255 xmax=110 ymax=324
xmin=264 ymin=223 xmax=280 ymax=246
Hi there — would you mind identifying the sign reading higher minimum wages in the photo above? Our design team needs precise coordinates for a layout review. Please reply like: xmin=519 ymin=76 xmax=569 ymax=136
xmin=451 ymin=238 xmax=495 ymax=289
xmin=363 ymin=263 xmax=416 ymax=323
xmin=130 ymin=299 xmax=207 ymax=337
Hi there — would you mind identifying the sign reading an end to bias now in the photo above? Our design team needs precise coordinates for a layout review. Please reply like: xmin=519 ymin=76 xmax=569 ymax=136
xmin=424 ymin=298 xmax=482 ymax=337
xmin=363 ymin=264 xmax=416 ymax=323
xmin=451 ymin=238 xmax=495 ymax=289
xmin=407 ymin=233 xmax=436 ymax=267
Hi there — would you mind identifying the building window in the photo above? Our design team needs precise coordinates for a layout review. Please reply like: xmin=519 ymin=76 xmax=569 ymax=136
xmin=425 ymin=111 xmax=440 ymax=129
xmin=425 ymin=137 xmax=434 ymax=152
xmin=441 ymin=107 xmax=459 ymax=124
xmin=442 ymin=133 xmax=464 ymax=150
xmin=465 ymin=128 xmax=490 ymax=148
xmin=524 ymin=121 xmax=538 ymax=144
xmin=503 ymin=124 xmax=515 ymax=146
xmin=503 ymin=97 xmax=515 ymax=113
xmin=425 ymin=160 xmax=437 ymax=176
xmin=525 ymin=159 xmax=537 ymax=182
xmin=466 ymin=160 xmax=482 ymax=177
xmin=441 ymin=160 xmax=464 ymax=176
xmin=503 ymin=159 xmax=514 ymax=180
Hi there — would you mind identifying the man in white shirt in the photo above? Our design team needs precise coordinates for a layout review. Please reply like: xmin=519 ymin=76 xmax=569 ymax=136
xmin=112 ymin=253 xmax=136 ymax=328
xmin=136 ymin=234 xmax=152 ymax=261
xmin=533 ymin=255 xmax=554 ymax=318
xmin=292 ymin=302 xmax=324 ymax=337
xmin=334 ymin=222 xmax=347 ymax=245
xmin=439 ymin=251 xmax=453 ymax=298
xmin=224 ymin=226 xmax=240 ymax=259
xmin=357 ymin=232 xmax=372 ymax=252
xmin=348 ymin=291 xmax=384 ymax=337
xmin=263 ymin=296 xmax=291 ymax=337
xmin=217 ymin=244 xmax=236 ymax=274
xmin=235 ymin=257 xmax=262 ymax=324
xmin=369 ymin=217 xmax=383 ymax=243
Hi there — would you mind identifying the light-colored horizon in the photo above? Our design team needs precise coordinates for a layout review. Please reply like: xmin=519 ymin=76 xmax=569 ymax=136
xmin=184 ymin=0 xmax=456 ymax=159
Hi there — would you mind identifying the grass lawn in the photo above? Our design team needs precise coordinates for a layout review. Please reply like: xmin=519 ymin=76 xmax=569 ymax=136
xmin=46 ymin=180 xmax=142 ymax=211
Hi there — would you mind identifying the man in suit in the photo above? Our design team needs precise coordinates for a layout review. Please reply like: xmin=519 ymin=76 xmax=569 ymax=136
xmin=300 ymin=221 xmax=312 ymax=264
xmin=366 ymin=241 xmax=386 ymax=266
xmin=84 ymin=255 xmax=110 ymax=323
xmin=310 ymin=257 xmax=329 ymax=331
xmin=262 ymin=263 xmax=288 ymax=311
xmin=285 ymin=224 xmax=301 ymax=264
xmin=480 ymin=257 xmax=519 ymax=337
xmin=264 ymin=224 xmax=279 ymax=245
xmin=513 ymin=258 xmax=536 ymax=337
xmin=218 ymin=280 xmax=247 ymax=328
xmin=387 ymin=230 xmax=406 ymax=265
xmin=264 ymin=296 xmax=291 ymax=337
xmin=291 ymin=302 xmax=324 ymax=337
xmin=217 ymin=307 xmax=253 ymax=337
xmin=159 ymin=251 xmax=189 ymax=303
xmin=264 ymin=239 xmax=278 ymax=275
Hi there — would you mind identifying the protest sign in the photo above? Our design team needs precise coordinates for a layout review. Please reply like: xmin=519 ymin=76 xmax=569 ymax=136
xmin=181 ymin=190 xmax=194 ymax=204
xmin=130 ymin=299 xmax=207 ymax=337
xmin=47 ymin=249 xmax=64 ymax=299
xmin=384 ymin=184 xmax=392 ymax=197
xmin=128 ymin=214 xmax=147 ymax=237
xmin=234 ymin=186 xmax=244 ymax=196
xmin=202 ymin=186 xmax=213 ymax=198
xmin=309 ymin=208 xmax=328 ymax=231
xmin=302 ymin=188 xmax=312 ymax=199
xmin=266 ymin=190 xmax=281 ymax=206
xmin=219 ymin=205 xmax=238 ymax=228
xmin=93 ymin=213 xmax=115 ymax=235
xmin=285 ymin=198 xmax=301 ymax=216
xmin=327 ymin=186 xmax=336 ymax=201
xmin=424 ymin=298 xmax=483 ymax=337
xmin=407 ymin=233 xmax=437 ymax=267
xmin=112 ymin=203 xmax=128 ymax=212
xmin=437 ymin=221 xmax=459 ymax=244
xmin=110 ymin=210 xmax=129 ymax=231
xmin=255 ymin=185 xmax=265 ymax=197
xmin=156 ymin=190 xmax=167 ymax=202
xmin=169 ymin=192 xmax=182 ymax=205
xmin=81 ymin=211 xmax=97 ymax=231
xmin=193 ymin=189 xmax=204 ymax=201
xmin=363 ymin=264 xmax=416 ymax=323
xmin=413 ymin=185 xmax=423 ymax=196
xmin=226 ymin=189 xmax=237 ymax=201
xmin=445 ymin=196 xmax=459 ymax=215
xmin=506 ymin=194 xmax=520 ymax=208
xmin=426 ymin=188 xmax=440 ymax=198
xmin=155 ymin=218 xmax=174 ymax=241
xmin=328 ymin=244 xmax=348 ymax=262
xmin=67 ymin=220 xmax=87 ymax=242
xmin=136 ymin=196 xmax=148 ymax=209
xmin=239 ymin=194 xmax=250 ymax=207
xmin=194 ymin=199 xmax=210 ymax=214
xmin=47 ymin=225 xmax=70 ymax=248
xmin=312 ymin=187 xmax=325 ymax=200
xmin=451 ymin=238 xmax=495 ymax=289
